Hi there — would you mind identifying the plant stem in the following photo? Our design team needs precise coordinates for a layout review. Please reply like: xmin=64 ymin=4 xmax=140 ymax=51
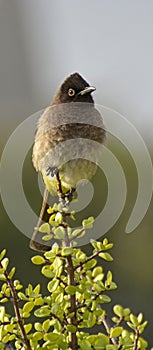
xmin=69 ymin=229 xmax=85 ymax=242
xmin=134 ymin=328 xmax=139 ymax=350
xmin=74 ymin=249 xmax=104 ymax=270
xmin=66 ymin=254 xmax=78 ymax=350
xmin=102 ymin=314 xmax=118 ymax=345
xmin=0 ymin=262 xmax=31 ymax=349
xmin=55 ymin=172 xmax=78 ymax=349
xmin=64 ymin=226 xmax=78 ymax=349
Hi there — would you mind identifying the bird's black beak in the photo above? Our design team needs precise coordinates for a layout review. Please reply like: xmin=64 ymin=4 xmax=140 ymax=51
xmin=78 ymin=86 xmax=96 ymax=96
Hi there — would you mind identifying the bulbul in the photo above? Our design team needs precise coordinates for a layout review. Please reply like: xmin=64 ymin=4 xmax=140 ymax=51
xmin=30 ymin=73 xmax=105 ymax=251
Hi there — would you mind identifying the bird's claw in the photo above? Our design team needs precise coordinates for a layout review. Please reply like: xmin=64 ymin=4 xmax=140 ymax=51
xmin=64 ymin=188 xmax=76 ymax=203
xmin=46 ymin=166 xmax=58 ymax=177
xmin=46 ymin=167 xmax=75 ymax=206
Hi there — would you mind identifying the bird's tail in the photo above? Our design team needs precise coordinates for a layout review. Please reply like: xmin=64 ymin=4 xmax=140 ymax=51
xmin=29 ymin=188 xmax=52 ymax=252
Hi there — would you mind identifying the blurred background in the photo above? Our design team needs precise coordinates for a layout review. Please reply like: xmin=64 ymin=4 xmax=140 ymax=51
xmin=0 ymin=0 xmax=153 ymax=345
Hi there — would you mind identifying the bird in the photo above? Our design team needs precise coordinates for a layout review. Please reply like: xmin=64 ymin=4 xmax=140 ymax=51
xmin=30 ymin=72 xmax=106 ymax=251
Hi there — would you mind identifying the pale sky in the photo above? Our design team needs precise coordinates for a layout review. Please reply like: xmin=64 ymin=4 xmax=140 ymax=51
xmin=1 ymin=0 xmax=153 ymax=146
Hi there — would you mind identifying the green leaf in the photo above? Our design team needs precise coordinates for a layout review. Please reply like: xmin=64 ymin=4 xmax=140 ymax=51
xmin=106 ymin=270 xmax=112 ymax=285
xmin=113 ymin=305 xmax=123 ymax=317
xmin=0 ymin=306 xmax=5 ymax=321
xmin=47 ymin=207 xmax=53 ymax=214
xmin=137 ymin=312 xmax=143 ymax=324
xmin=18 ymin=292 xmax=29 ymax=301
xmin=95 ymin=308 xmax=104 ymax=317
xmin=112 ymin=317 xmax=119 ymax=323
xmin=84 ymin=259 xmax=97 ymax=269
xmin=1 ymin=258 xmax=9 ymax=270
xmin=92 ymin=266 xmax=103 ymax=278
xmin=87 ymin=335 xmax=97 ymax=345
xmin=100 ymin=294 xmax=111 ymax=303
xmin=8 ymin=267 xmax=16 ymax=279
xmin=41 ymin=265 xmax=55 ymax=278
xmin=4 ymin=287 xmax=10 ymax=297
xmin=70 ymin=210 xmax=76 ymax=220
xmin=43 ymin=319 xmax=51 ymax=332
xmin=33 ymin=284 xmax=41 ymax=295
xmin=49 ymin=214 xmax=58 ymax=226
xmin=138 ymin=337 xmax=148 ymax=349
xmin=110 ymin=326 xmax=123 ymax=338
xmin=90 ymin=239 xmax=99 ymax=250
xmin=80 ymin=340 xmax=93 ymax=350
xmin=53 ymin=256 xmax=62 ymax=267
xmin=87 ymin=312 xmax=96 ymax=327
xmin=105 ymin=243 xmax=113 ymax=249
xmin=2 ymin=334 xmax=13 ymax=343
xmin=34 ymin=296 xmax=44 ymax=306
xmin=34 ymin=322 xmax=42 ymax=331
xmin=82 ymin=216 xmax=94 ymax=229
xmin=52 ymin=242 xmax=60 ymax=252
xmin=0 ymin=273 xmax=5 ymax=281
xmin=44 ymin=250 xmax=56 ymax=260
xmin=14 ymin=283 xmax=23 ymax=291
xmin=0 ymin=297 xmax=8 ymax=302
xmin=61 ymin=247 xmax=73 ymax=256
xmin=138 ymin=321 xmax=148 ymax=334
xmin=94 ymin=273 xmax=104 ymax=282
xmin=34 ymin=306 xmax=51 ymax=317
xmin=24 ymin=323 xmax=32 ymax=334
xmin=94 ymin=334 xmax=109 ymax=347
xmin=1 ymin=283 xmax=7 ymax=293
xmin=33 ymin=331 xmax=43 ymax=341
xmin=67 ymin=312 xmax=75 ymax=318
xmin=47 ymin=279 xmax=59 ymax=293
xmin=123 ymin=308 xmax=130 ymax=317
xmin=55 ymin=293 xmax=63 ymax=303
xmin=103 ymin=238 xmax=108 ymax=245
xmin=42 ymin=234 xmax=52 ymax=241
xmin=66 ymin=325 xmax=76 ymax=332
xmin=65 ymin=285 xmax=76 ymax=295
xmin=39 ymin=223 xmax=50 ymax=234
xmin=54 ymin=226 xmax=65 ymax=239
xmin=76 ymin=250 xmax=86 ymax=261
xmin=130 ymin=313 xmax=138 ymax=326
xmin=31 ymin=255 xmax=45 ymax=265
xmin=23 ymin=301 xmax=34 ymax=313
xmin=99 ymin=252 xmax=113 ymax=261
xmin=108 ymin=282 xmax=117 ymax=290
xmin=55 ymin=212 xmax=63 ymax=223
xmin=44 ymin=332 xmax=62 ymax=343
xmin=14 ymin=279 xmax=22 ymax=288
xmin=127 ymin=321 xmax=135 ymax=330
xmin=0 ymin=250 xmax=6 ymax=261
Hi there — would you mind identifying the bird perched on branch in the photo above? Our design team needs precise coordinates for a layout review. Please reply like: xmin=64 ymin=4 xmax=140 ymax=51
xmin=30 ymin=72 xmax=105 ymax=251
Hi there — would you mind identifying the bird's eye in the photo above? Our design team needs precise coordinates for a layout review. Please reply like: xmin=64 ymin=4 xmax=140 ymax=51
xmin=68 ymin=88 xmax=75 ymax=97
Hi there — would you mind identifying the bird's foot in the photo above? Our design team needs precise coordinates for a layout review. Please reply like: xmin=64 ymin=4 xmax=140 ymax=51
xmin=46 ymin=166 xmax=58 ymax=177
xmin=46 ymin=167 xmax=75 ymax=206
xmin=64 ymin=188 xmax=76 ymax=203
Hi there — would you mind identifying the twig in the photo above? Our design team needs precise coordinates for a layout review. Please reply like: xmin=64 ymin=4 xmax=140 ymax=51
xmin=74 ymin=249 xmax=103 ymax=270
xmin=66 ymin=254 xmax=78 ymax=350
xmin=134 ymin=328 xmax=139 ymax=350
xmin=102 ymin=314 xmax=118 ymax=345
xmin=55 ymin=175 xmax=78 ymax=349
xmin=50 ymin=312 xmax=65 ymax=328
xmin=0 ymin=261 xmax=31 ymax=349
xmin=69 ymin=229 xmax=85 ymax=242
xmin=115 ymin=316 xmax=124 ymax=327
xmin=55 ymin=170 xmax=66 ymax=205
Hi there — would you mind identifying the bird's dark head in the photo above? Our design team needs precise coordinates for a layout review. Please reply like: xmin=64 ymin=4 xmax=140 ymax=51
xmin=52 ymin=73 xmax=96 ymax=105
